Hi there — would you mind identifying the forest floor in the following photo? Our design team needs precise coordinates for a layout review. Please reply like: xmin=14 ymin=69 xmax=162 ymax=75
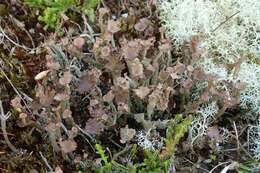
xmin=0 ymin=0 xmax=259 ymax=173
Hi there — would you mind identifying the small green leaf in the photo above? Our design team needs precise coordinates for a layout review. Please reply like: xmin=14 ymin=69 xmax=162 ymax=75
xmin=238 ymin=164 xmax=254 ymax=173
xmin=24 ymin=0 xmax=45 ymax=7
xmin=163 ymin=114 xmax=192 ymax=159
xmin=81 ymin=0 xmax=100 ymax=23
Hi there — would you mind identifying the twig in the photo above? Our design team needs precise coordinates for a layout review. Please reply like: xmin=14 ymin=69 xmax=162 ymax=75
xmin=0 ymin=25 xmax=34 ymax=52
xmin=75 ymin=124 xmax=96 ymax=152
xmin=212 ymin=11 xmax=240 ymax=32
xmin=0 ymin=67 xmax=32 ymax=114
xmin=106 ymin=147 xmax=113 ymax=161
xmin=108 ymin=137 xmax=124 ymax=149
xmin=20 ymin=91 xmax=33 ymax=102
xmin=75 ymin=124 xmax=95 ymax=142
xmin=0 ymin=32 xmax=3 ymax=44
xmin=39 ymin=151 xmax=53 ymax=172
xmin=60 ymin=122 xmax=69 ymax=136
xmin=183 ymin=157 xmax=209 ymax=172
xmin=9 ymin=15 xmax=36 ymax=49
xmin=113 ymin=144 xmax=132 ymax=160
xmin=0 ymin=100 xmax=18 ymax=153
xmin=240 ymin=142 xmax=254 ymax=159
xmin=233 ymin=121 xmax=240 ymax=159
xmin=209 ymin=161 xmax=230 ymax=173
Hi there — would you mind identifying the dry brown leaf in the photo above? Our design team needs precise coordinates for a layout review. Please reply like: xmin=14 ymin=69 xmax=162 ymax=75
xmin=134 ymin=18 xmax=149 ymax=32
xmin=88 ymin=100 xmax=110 ymax=121
xmin=144 ymin=64 xmax=155 ymax=77
xmin=193 ymin=67 xmax=206 ymax=80
xmin=115 ymin=77 xmax=130 ymax=90
xmin=73 ymin=37 xmax=85 ymax=50
xmin=127 ymin=58 xmax=144 ymax=78
xmin=184 ymin=34 xmax=204 ymax=59
xmin=207 ymin=126 xmax=221 ymax=142
xmin=63 ymin=109 xmax=72 ymax=119
xmin=104 ymin=56 xmax=125 ymax=75
xmin=107 ymin=20 xmax=120 ymax=34
xmin=186 ymin=65 xmax=194 ymax=72
xmin=46 ymin=55 xmax=60 ymax=70
xmin=101 ymin=46 xmax=111 ymax=57
xmin=34 ymin=70 xmax=50 ymax=81
xmin=38 ymin=88 xmax=56 ymax=106
xmin=85 ymin=118 xmax=105 ymax=135
xmin=112 ymin=77 xmax=130 ymax=106
xmin=166 ymin=67 xmax=180 ymax=80
xmin=89 ymin=99 xmax=99 ymax=107
xmin=103 ymin=90 xmax=115 ymax=102
xmin=159 ymin=39 xmax=172 ymax=53
xmin=117 ymin=102 xmax=129 ymax=112
xmin=77 ymin=68 xmax=101 ymax=93
xmin=59 ymin=71 xmax=73 ymax=85
xmin=11 ymin=96 xmax=23 ymax=111
xmin=50 ymin=166 xmax=63 ymax=173
xmin=134 ymin=86 xmax=150 ymax=99
xmin=182 ymin=79 xmax=193 ymax=89
xmin=158 ymin=70 xmax=170 ymax=81
xmin=173 ymin=61 xmax=186 ymax=75
xmin=122 ymin=40 xmax=141 ymax=60
xmin=46 ymin=122 xmax=61 ymax=133
xmin=61 ymin=37 xmax=69 ymax=46
xmin=201 ymin=91 xmax=210 ymax=102
xmin=59 ymin=139 xmax=77 ymax=154
xmin=120 ymin=125 xmax=136 ymax=143
xmin=54 ymin=93 xmax=70 ymax=101
xmin=148 ymin=84 xmax=173 ymax=111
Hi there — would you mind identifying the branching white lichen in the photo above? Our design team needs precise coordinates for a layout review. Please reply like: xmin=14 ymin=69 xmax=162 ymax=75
xmin=248 ymin=119 xmax=260 ymax=160
xmin=238 ymin=63 xmax=260 ymax=114
xmin=136 ymin=129 xmax=164 ymax=151
xmin=158 ymin=0 xmax=260 ymax=62
xmin=194 ymin=58 xmax=228 ymax=80
xmin=189 ymin=101 xmax=219 ymax=144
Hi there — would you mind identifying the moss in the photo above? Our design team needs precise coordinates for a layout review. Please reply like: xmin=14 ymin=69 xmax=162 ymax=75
xmin=0 ymin=53 xmax=28 ymax=91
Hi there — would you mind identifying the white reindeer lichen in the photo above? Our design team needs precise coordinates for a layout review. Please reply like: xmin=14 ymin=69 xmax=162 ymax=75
xmin=158 ymin=0 xmax=260 ymax=62
xmin=248 ymin=119 xmax=260 ymax=160
xmin=136 ymin=130 xmax=164 ymax=151
xmin=189 ymin=101 xmax=219 ymax=144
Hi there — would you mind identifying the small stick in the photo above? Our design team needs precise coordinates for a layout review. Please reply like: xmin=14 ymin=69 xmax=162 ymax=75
xmin=209 ymin=161 xmax=230 ymax=173
xmin=212 ymin=11 xmax=240 ymax=32
xmin=39 ymin=151 xmax=53 ymax=172
xmin=75 ymin=124 xmax=96 ymax=152
xmin=0 ymin=25 xmax=34 ymax=51
xmin=233 ymin=121 xmax=240 ymax=160
xmin=113 ymin=144 xmax=132 ymax=160
xmin=9 ymin=14 xmax=36 ymax=49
